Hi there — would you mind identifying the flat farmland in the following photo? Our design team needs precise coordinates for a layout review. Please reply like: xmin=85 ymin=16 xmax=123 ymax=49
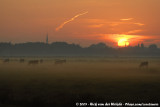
xmin=0 ymin=57 xmax=160 ymax=107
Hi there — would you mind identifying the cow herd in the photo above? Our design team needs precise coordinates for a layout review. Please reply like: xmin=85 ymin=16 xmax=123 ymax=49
xmin=0 ymin=58 xmax=149 ymax=68
xmin=139 ymin=61 xmax=149 ymax=68
xmin=1 ymin=58 xmax=67 ymax=65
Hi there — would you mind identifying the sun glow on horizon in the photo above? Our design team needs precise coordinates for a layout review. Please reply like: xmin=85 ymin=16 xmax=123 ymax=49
xmin=106 ymin=34 xmax=147 ymax=47
xmin=118 ymin=38 xmax=130 ymax=47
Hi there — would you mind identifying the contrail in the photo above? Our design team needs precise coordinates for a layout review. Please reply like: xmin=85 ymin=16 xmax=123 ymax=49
xmin=55 ymin=11 xmax=88 ymax=31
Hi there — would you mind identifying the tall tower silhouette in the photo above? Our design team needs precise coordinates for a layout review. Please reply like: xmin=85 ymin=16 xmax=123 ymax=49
xmin=46 ymin=33 xmax=48 ymax=44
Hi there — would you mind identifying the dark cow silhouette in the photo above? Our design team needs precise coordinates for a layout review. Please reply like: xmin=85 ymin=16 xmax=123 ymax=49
xmin=28 ymin=60 xmax=39 ymax=65
xmin=40 ymin=59 xmax=43 ymax=63
xmin=139 ymin=61 xmax=148 ymax=68
xmin=20 ymin=59 xmax=25 ymax=63
xmin=3 ymin=59 xmax=10 ymax=63
xmin=55 ymin=59 xmax=66 ymax=65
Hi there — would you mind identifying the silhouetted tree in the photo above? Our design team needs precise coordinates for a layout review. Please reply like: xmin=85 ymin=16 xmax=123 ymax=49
xmin=149 ymin=44 xmax=157 ymax=49
xmin=0 ymin=42 xmax=160 ymax=56
xmin=89 ymin=43 xmax=108 ymax=49
xmin=141 ymin=43 xmax=144 ymax=48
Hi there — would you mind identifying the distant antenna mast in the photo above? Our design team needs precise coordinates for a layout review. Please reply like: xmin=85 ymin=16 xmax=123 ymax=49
xmin=46 ymin=33 xmax=48 ymax=44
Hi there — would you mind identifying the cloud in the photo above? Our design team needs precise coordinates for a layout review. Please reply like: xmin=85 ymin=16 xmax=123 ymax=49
xmin=134 ymin=23 xmax=145 ymax=26
xmin=125 ymin=30 xmax=143 ymax=34
xmin=55 ymin=11 xmax=88 ymax=31
xmin=120 ymin=18 xmax=133 ymax=21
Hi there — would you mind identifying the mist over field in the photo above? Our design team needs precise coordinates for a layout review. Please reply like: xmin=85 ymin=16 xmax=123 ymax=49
xmin=0 ymin=57 xmax=160 ymax=106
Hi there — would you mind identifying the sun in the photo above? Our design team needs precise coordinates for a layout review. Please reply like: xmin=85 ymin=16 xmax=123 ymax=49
xmin=118 ymin=38 xmax=130 ymax=47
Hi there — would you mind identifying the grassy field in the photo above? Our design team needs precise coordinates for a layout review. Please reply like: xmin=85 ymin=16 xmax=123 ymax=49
xmin=0 ymin=57 xmax=160 ymax=107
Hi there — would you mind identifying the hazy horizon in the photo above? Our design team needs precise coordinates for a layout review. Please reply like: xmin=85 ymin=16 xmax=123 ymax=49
xmin=1 ymin=0 xmax=160 ymax=47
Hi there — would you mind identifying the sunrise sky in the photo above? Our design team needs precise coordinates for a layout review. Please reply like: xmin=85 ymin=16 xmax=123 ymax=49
xmin=0 ymin=0 xmax=160 ymax=47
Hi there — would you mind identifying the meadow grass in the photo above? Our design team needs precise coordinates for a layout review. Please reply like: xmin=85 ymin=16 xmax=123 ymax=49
xmin=0 ymin=57 xmax=160 ymax=107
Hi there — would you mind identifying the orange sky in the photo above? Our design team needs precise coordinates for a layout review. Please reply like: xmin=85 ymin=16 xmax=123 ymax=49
xmin=0 ymin=0 xmax=160 ymax=47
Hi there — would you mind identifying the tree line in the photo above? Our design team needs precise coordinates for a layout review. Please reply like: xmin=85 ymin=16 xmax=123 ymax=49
xmin=0 ymin=42 xmax=159 ymax=56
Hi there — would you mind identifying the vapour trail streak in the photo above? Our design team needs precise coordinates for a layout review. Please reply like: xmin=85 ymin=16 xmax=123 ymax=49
xmin=55 ymin=11 xmax=88 ymax=31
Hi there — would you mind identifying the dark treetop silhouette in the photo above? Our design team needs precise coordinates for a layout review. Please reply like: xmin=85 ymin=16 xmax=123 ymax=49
xmin=0 ymin=42 xmax=159 ymax=56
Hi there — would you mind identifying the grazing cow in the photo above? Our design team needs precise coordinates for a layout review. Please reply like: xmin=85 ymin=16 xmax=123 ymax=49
xmin=40 ymin=59 xmax=43 ymax=63
xmin=139 ymin=61 xmax=149 ymax=68
xmin=20 ymin=59 xmax=25 ymax=63
xmin=28 ymin=60 xmax=39 ymax=65
xmin=3 ymin=59 xmax=10 ymax=63
xmin=55 ymin=59 xmax=66 ymax=65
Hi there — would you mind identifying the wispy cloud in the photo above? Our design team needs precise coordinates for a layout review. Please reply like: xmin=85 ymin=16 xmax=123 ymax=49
xmin=120 ymin=18 xmax=133 ymax=21
xmin=55 ymin=11 xmax=88 ymax=31
xmin=125 ymin=30 xmax=143 ymax=34
xmin=134 ymin=23 xmax=145 ymax=26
